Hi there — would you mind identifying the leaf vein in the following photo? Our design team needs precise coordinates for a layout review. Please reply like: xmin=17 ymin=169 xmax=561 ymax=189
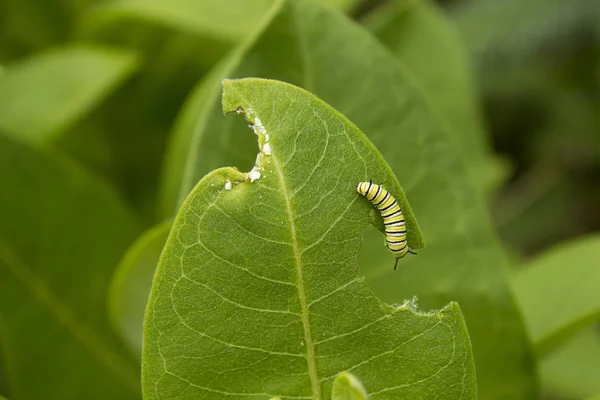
xmin=314 ymin=313 xmax=394 ymax=345
xmin=163 ymin=372 xmax=312 ymax=399
xmin=368 ymin=322 xmax=457 ymax=396
xmin=300 ymin=197 xmax=359 ymax=255
xmin=168 ymin=285 xmax=304 ymax=357
xmin=180 ymin=275 xmax=300 ymax=316
xmin=321 ymin=322 xmax=442 ymax=380
xmin=308 ymin=279 xmax=356 ymax=307
xmin=213 ymin=204 xmax=293 ymax=246
xmin=192 ymin=239 xmax=296 ymax=287
xmin=290 ymin=110 xmax=330 ymax=197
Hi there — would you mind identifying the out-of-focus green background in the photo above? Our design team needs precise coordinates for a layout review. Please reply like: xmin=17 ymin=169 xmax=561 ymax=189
xmin=1 ymin=0 xmax=599 ymax=399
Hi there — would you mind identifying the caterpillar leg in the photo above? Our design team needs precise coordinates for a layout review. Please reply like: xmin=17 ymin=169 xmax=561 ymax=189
xmin=394 ymin=249 xmax=417 ymax=270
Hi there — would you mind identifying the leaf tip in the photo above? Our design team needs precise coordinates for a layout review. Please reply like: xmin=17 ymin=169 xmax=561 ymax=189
xmin=221 ymin=78 xmax=232 ymax=93
xmin=221 ymin=78 xmax=238 ymax=116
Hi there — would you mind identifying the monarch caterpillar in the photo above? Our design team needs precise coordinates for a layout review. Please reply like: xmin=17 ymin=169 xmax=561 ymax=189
xmin=356 ymin=181 xmax=416 ymax=269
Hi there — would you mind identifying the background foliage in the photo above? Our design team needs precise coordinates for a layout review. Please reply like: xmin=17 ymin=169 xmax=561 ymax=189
xmin=1 ymin=0 xmax=599 ymax=399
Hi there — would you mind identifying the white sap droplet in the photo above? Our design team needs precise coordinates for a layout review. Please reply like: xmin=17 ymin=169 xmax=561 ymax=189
xmin=253 ymin=118 xmax=267 ymax=135
xmin=224 ymin=180 xmax=232 ymax=190
xmin=263 ymin=142 xmax=272 ymax=155
xmin=248 ymin=167 xmax=261 ymax=182
xmin=238 ymin=108 xmax=272 ymax=184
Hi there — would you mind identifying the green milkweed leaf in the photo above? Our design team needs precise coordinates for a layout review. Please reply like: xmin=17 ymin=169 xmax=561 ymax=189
xmin=142 ymin=78 xmax=476 ymax=399
xmin=87 ymin=0 xmax=273 ymax=43
xmin=365 ymin=0 xmax=515 ymax=205
xmin=0 ymin=134 xmax=141 ymax=399
xmin=332 ymin=372 xmax=367 ymax=400
xmin=364 ymin=0 xmax=489 ymax=175
xmin=158 ymin=0 xmax=535 ymax=397
xmin=85 ymin=0 xmax=357 ymax=54
xmin=109 ymin=221 xmax=172 ymax=356
xmin=540 ymin=327 xmax=600 ymax=399
xmin=513 ymin=234 xmax=600 ymax=355
xmin=0 ymin=46 xmax=137 ymax=145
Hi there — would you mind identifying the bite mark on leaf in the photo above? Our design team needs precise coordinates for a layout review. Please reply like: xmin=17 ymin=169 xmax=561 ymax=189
xmin=234 ymin=106 xmax=273 ymax=183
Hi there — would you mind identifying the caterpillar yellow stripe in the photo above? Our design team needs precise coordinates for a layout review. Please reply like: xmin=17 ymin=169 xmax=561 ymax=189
xmin=357 ymin=181 xmax=416 ymax=269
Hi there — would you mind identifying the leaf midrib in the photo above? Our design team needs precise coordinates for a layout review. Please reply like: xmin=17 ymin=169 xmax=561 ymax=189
xmin=271 ymin=153 xmax=321 ymax=399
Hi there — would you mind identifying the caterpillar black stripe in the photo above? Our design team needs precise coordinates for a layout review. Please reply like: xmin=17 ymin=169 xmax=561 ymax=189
xmin=357 ymin=181 xmax=416 ymax=269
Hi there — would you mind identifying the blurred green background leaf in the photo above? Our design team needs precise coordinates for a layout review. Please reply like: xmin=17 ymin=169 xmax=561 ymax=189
xmin=0 ymin=134 xmax=141 ymax=399
xmin=365 ymin=0 xmax=490 ymax=178
xmin=0 ymin=46 xmax=137 ymax=144
xmin=108 ymin=221 xmax=171 ymax=356
xmin=87 ymin=0 xmax=272 ymax=42
xmin=540 ymin=326 xmax=600 ymax=399
xmin=514 ymin=235 xmax=600 ymax=355
xmin=1 ymin=0 xmax=599 ymax=397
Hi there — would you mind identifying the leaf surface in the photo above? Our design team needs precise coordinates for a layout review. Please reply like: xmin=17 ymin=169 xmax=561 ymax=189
xmin=142 ymin=78 xmax=475 ymax=399
xmin=0 ymin=46 xmax=137 ymax=144
xmin=0 ymin=134 xmax=141 ymax=399
xmin=109 ymin=221 xmax=172 ymax=356
xmin=158 ymin=0 xmax=536 ymax=398
xmin=513 ymin=235 xmax=600 ymax=355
